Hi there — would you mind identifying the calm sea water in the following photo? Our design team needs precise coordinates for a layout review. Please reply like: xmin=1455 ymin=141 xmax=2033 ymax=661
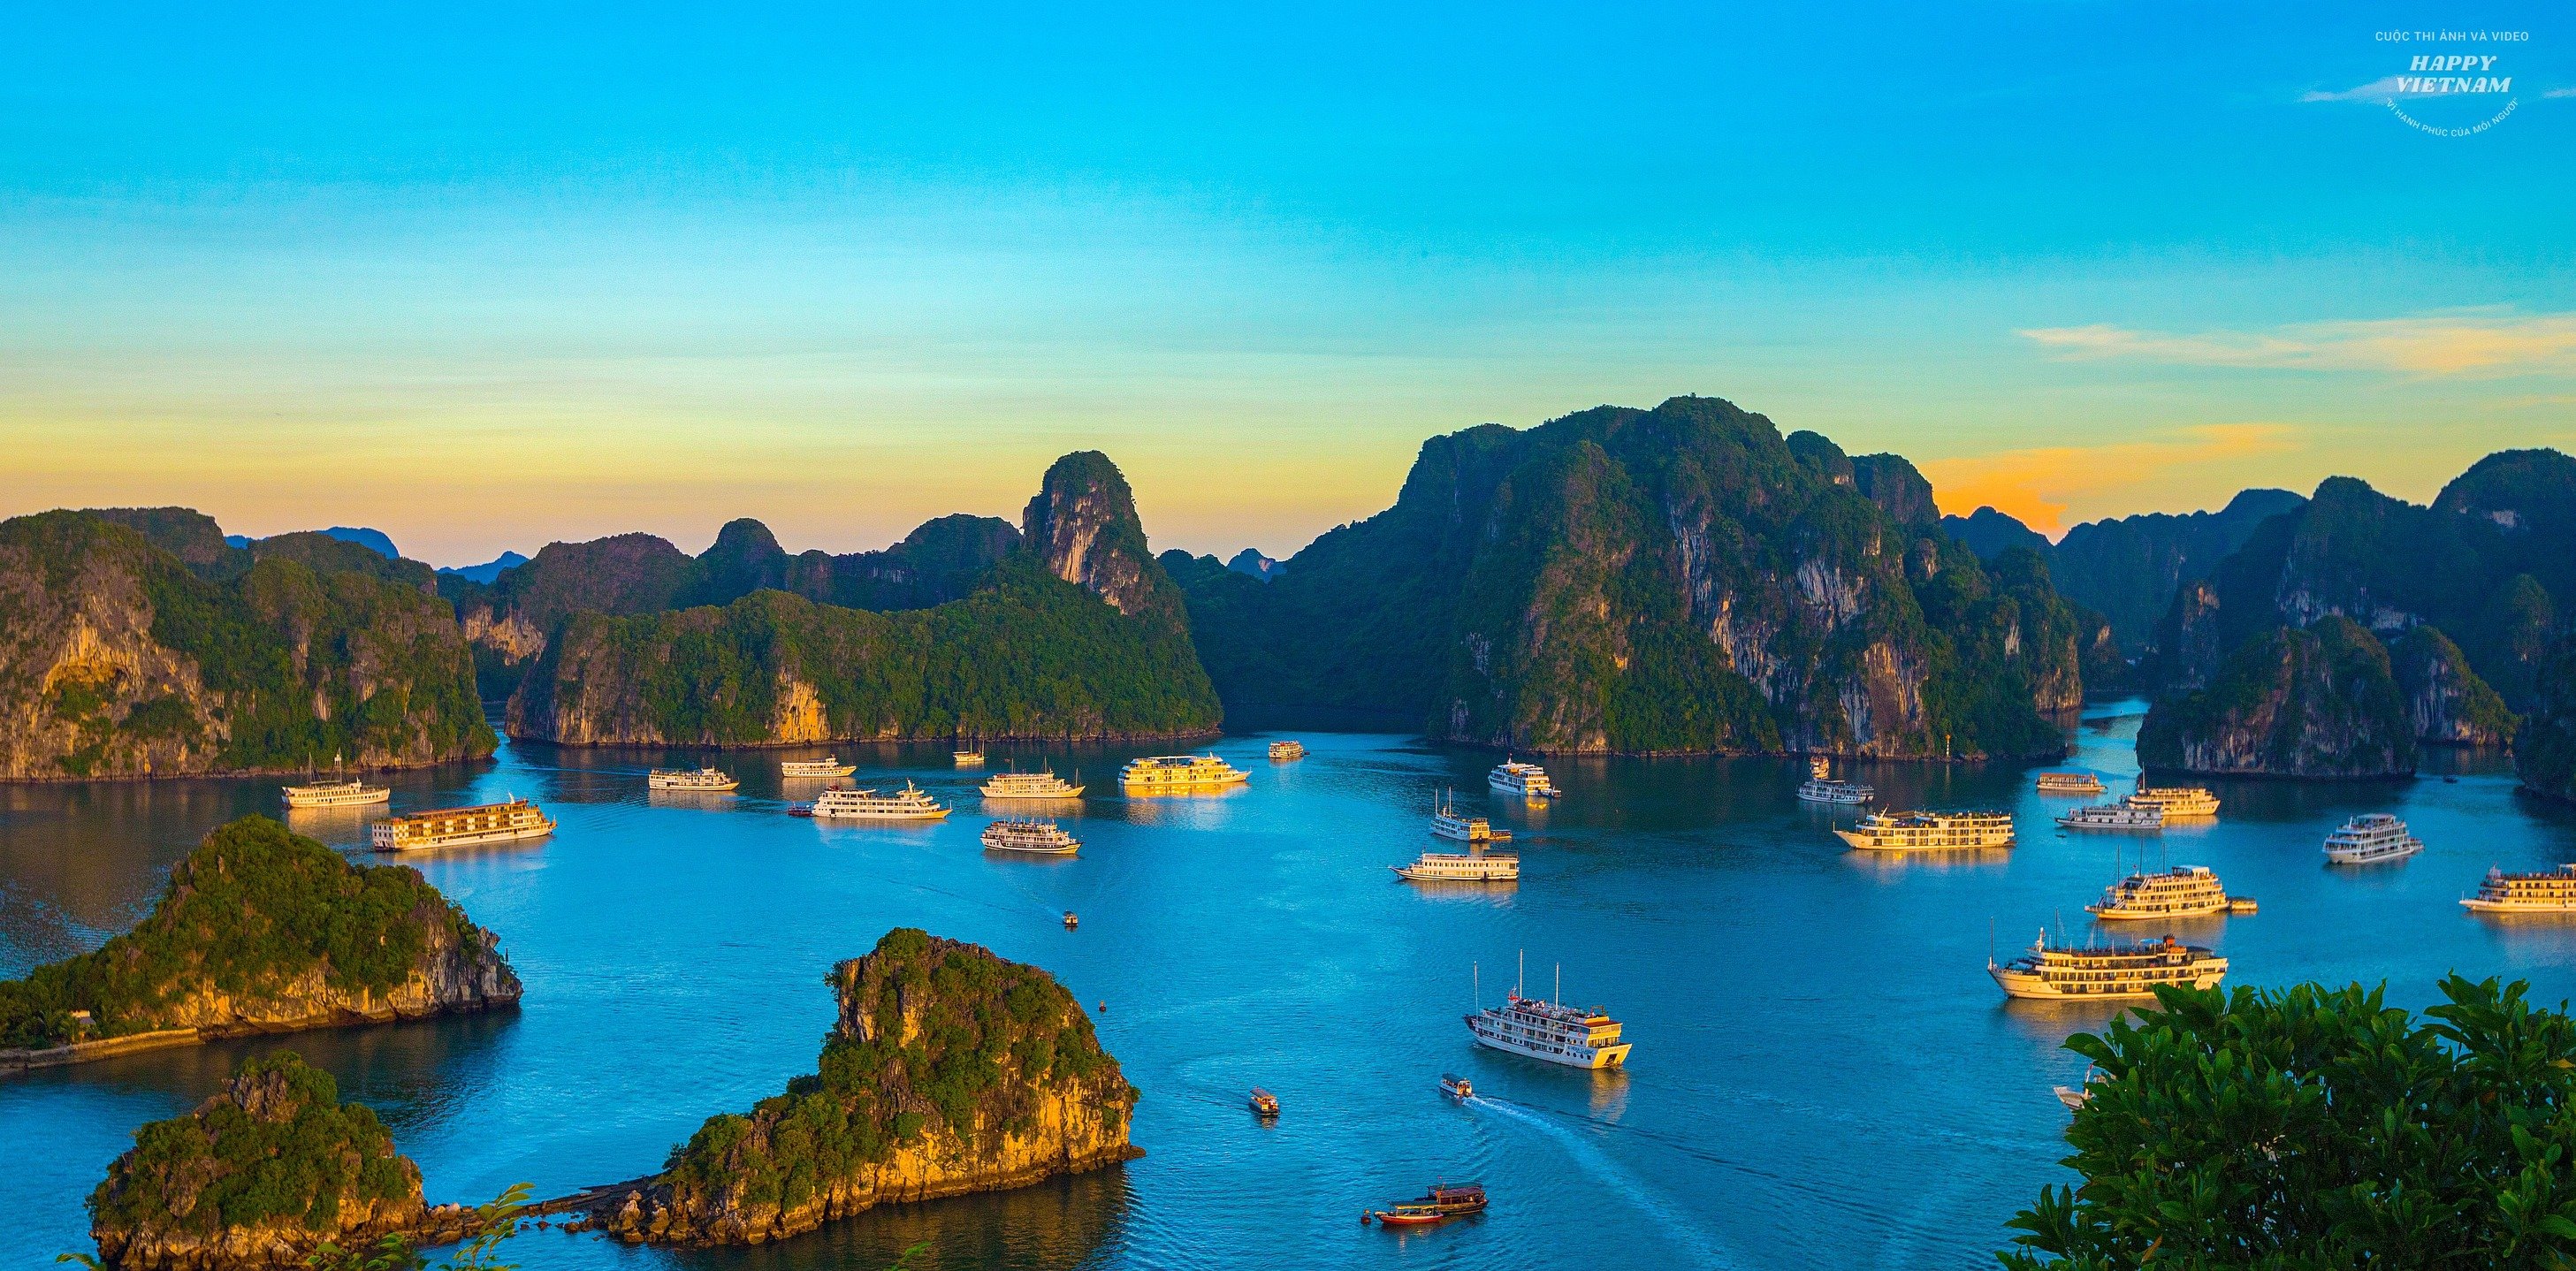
xmin=8 ymin=702 xmax=2576 ymax=1270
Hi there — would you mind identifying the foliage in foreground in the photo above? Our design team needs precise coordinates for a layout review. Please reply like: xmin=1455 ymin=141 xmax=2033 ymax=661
xmin=2001 ymin=975 xmax=2576 ymax=1269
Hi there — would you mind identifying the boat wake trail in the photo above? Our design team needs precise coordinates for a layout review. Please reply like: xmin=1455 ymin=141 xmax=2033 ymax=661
xmin=1467 ymin=1097 xmax=1737 ymax=1270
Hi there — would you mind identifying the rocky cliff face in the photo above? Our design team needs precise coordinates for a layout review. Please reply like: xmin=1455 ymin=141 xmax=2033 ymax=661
xmin=2389 ymin=626 xmax=2514 ymax=746
xmin=443 ymin=516 xmax=1024 ymax=697
xmin=2517 ymin=633 xmax=2576 ymax=802
xmin=88 ymin=1052 xmax=477 ymax=1269
xmin=0 ymin=817 xmax=520 ymax=1053
xmin=505 ymin=456 xmax=1216 ymax=746
xmin=0 ymin=512 xmax=492 ymax=780
xmin=1021 ymin=451 xmax=1187 ymax=627
xmin=1176 ymin=397 xmax=2086 ymax=757
xmin=2137 ymin=617 xmax=2414 ymax=779
xmin=585 ymin=930 xmax=1138 ymax=1246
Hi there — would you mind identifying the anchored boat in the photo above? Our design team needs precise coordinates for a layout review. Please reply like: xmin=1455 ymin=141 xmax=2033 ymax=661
xmin=2126 ymin=783 xmax=2221 ymax=818
xmin=1487 ymin=758 xmax=1559 ymax=801
xmin=811 ymin=782 xmax=950 ymax=821
xmin=1394 ymin=849 xmax=1519 ymax=883
xmin=648 ymin=767 xmax=738 ymax=792
xmin=1796 ymin=755 xmax=1873 ymax=804
xmin=1834 ymin=810 xmax=2016 ymax=851
xmin=2462 ymin=864 xmax=2576 ymax=914
xmin=370 ymin=797 xmax=556 ymax=853
xmin=2323 ymin=813 xmax=2422 ymax=865
xmin=2084 ymin=864 xmax=2245 ymax=920
xmin=981 ymin=818 xmax=1079 ymax=856
xmin=1988 ymin=932 xmax=2227 ymax=1000
xmin=279 ymin=779 xmax=391 ymax=810
xmin=1119 ymin=754 xmax=1248 ymax=794
xmin=1429 ymin=791 xmax=1509 ymax=843
xmin=2056 ymin=803 xmax=2164 ymax=832
xmin=781 ymin=757 xmax=857 ymax=779
xmin=2035 ymin=772 xmax=2107 ymax=796
xmin=1268 ymin=740 xmax=1306 ymax=761
xmin=981 ymin=769 xmax=1085 ymax=800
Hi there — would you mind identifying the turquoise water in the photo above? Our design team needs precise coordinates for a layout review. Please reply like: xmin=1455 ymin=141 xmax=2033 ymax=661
xmin=7 ymin=702 xmax=2575 ymax=1269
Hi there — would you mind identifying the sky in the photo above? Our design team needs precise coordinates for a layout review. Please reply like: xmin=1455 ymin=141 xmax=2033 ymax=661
xmin=3 ymin=4 xmax=2571 ymax=565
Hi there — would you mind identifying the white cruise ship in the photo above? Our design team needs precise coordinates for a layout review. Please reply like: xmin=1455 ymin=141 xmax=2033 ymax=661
xmin=2126 ymin=784 xmax=2220 ymax=818
xmin=371 ymin=797 xmax=556 ymax=853
xmin=812 ymin=782 xmax=950 ymax=821
xmin=2323 ymin=813 xmax=2421 ymax=865
xmin=1795 ymin=756 xmax=1873 ymax=805
xmin=781 ymin=757 xmax=857 ymax=779
xmin=1988 ymin=932 xmax=2228 ymax=1000
xmin=2462 ymin=864 xmax=2576 ymax=913
xmin=1394 ymin=849 xmax=1519 ymax=882
xmin=2035 ymin=772 xmax=2107 ymax=796
xmin=279 ymin=779 xmax=392 ymax=810
xmin=1467 ymin=983 xmax=1629 ymax=1069
xmin=1834 ymin=810 xmax=2015 ymax=852
xmin=1429 ymin=792 xmax=1509 ymax=843
xmin=1488 ymin=758 xmax=1559 ymax=801
xmin=2056 ymin=803 xmax=2163 ymax=832
xmin=649 ymin=767 xmax=738 ymax=792
xmin=2084 ymin=865 xmax=2249 ymax=920
xmin=981 ymin=818 xmax=1078 ymax=856
xmin=1120 ymin=754 xmax=1249 ymax=794
xmin=981 ymin=770 xmax=1085 ymax=800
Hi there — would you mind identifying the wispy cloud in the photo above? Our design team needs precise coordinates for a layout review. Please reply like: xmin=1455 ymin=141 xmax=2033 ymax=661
xmin=2019 ymin=312 xmax=2576 ymax=377
xmin=2302 ymin=76 xmax=2414 ymax=103
xmin=1920 ymin=424 xmax=2303 ymax=537
xmin=2547 ymin=86 xmax=2576 ymax=98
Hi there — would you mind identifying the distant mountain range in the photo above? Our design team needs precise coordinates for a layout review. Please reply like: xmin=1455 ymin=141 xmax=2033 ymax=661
xmin=9 ymin=405 xmax=2576 ymax=788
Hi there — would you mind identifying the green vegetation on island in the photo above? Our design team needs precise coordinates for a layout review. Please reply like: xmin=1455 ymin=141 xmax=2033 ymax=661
xmin=507 ymin=453 xmax=1220 ymax=745
xmin=0 ymin=510 xmax=492 ymax=780
xmin=595 ymin=929 xmax=1138 ymax=1244
xmin=1174 ymin=397 xmax=2092 ymax=757
xmin=2138 ymin=616 xmax=2414 ymax=778
xmin=2001 ymin=977 xmax=2576 ymax=1268
xmin=0 ymin=817 xmax=518 ymax=1052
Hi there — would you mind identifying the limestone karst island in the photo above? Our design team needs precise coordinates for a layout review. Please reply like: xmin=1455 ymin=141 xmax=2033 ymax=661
xmin=7 ymin=6 xmax=2571 ymax=1268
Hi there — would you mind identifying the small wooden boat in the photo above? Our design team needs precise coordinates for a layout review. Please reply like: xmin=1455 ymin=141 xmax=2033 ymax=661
xmin=1063 ymin=911 xmax=1079 ymax=929
xmin=954 ymin=749 xmax=986 ymax=766
xmin=1365 ymin=1204 xmax=1446 ymax=1227
xmin=2227 ymin=895 xmax=2259 ymax=914
xmin=1421 ymin=1183 xmax=1486 ymax=1215
xmin=788 ymin=804 xmax=816 ymax=818
xmin=1439 ymin=1073 xmax=1473 ymax=1100
xmin=1249 ymin=1087 xmax=1279 ymax=1117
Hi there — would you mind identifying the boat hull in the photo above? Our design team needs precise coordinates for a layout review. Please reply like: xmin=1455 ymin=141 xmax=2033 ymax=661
xmin=2325 ymin=844 xmax=2421 ymax=864
xmin=281 ymin=788 xmax=392 ymax=809
xmin=2462 ymin=897 xmax=2576 ymax=914
xmin=1466 ymin=1019 xmax=1627 ymax=1068
xmin=1988 ymin=964 xmax=2225 ymax=1000
xmin=372 ymin=822 xmax=555 ymax=853
xmin=2084 ymin=902 xmax=2230 ymax=920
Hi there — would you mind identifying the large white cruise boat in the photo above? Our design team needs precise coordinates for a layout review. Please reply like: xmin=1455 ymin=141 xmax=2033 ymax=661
xmin=980 ymin=818 xmax=1079 ymax=855
xmin=2035 ymin=772 xmax=2107 ymax=796
xmin=1795 ymin=756 xmax=1873 ymax=805
xmin=1988 ymin=932 xmax=2228 ymax=1000
xmin=1834 ymin=810 xmax=2015 ymax=852
xmin=1429 ymin=792 xmax=1510 ymax=843
xmin=1465 ymin=970 xmax=1629 ymax=1069
xmin=2126 ymin=784 xmax=2221 ymax=818
xmin=2084 ymin=865 xmax=2250 ymax=920
xmin=2323 ymin=813 xmax=2422 ymax=865
xmin=1394 ymin=849 xmax=1519 ymax=882
xmin=1488 ymin=758 xmax=1559 ymax=801
xmin=371 ymin=797 xmax=556 ymax=852
xmin=981 ymin=770 xmax=1085 ymax=800
xmin=781 ymin=757 xmax=857 ymax=779
xmin=649 ymin=767 xmax=738 ymax=792
xmin=812 ymin=782 xmax=950 ymax=821
xmin=1120 ymin=754 xmax=1249 ymax=794
xmin=279 ymin=779 xmax=392 ymax=810
xmin=2462 ymin=864 xmax=2576 ymax=914
xmin=2056 ymin=803 xmax=2164 ymax=832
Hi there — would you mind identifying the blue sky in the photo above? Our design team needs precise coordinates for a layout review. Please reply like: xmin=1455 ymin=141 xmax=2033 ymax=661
xmin=3 ymin=3 xmax=2569 ymax=562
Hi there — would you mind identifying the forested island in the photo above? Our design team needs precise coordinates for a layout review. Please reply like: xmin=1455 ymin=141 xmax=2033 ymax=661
xmin=0 ymin=817 xmax=519 ymax=1061
xmin=569 ymin=929 xmax=1139 ymax=1245
xmin=0 ymin=509 xmax=491 ymax=780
